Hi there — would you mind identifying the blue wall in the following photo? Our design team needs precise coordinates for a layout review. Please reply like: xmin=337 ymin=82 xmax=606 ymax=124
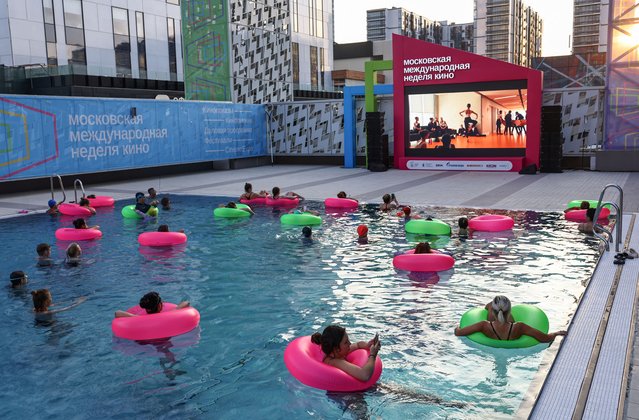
xmin=0 ymin=95 xmax=266 ymax=181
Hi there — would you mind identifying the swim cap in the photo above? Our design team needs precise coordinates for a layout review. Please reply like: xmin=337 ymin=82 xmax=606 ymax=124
xmin=135 ymin=192 xmax=145 ymax=200
xmin=357 ymin=224 xmax=368 ymax=237
xmin=47 ymin=199 xmax=56 ymax=207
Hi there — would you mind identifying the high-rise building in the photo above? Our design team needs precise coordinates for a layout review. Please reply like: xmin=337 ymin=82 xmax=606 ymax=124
xmin=366 ymin=8 xmax=473 ymax=52
xmin=572 ymin=0 xmax=609 ymax=54
xmin=474 ymin=0 xmax=542 ymax=67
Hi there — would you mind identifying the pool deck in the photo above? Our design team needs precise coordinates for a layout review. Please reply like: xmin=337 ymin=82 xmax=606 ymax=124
xmin=1 ymin=164 xmax=639 ymax=418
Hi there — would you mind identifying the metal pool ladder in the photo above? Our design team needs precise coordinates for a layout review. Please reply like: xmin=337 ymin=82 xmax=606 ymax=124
xmin=49 ymin=174 xmax=66 ymax=205
xmin=593 ymin=184 xmax=623 ymax=252
xmin=73 ymin=179 xmax=86 ymax=203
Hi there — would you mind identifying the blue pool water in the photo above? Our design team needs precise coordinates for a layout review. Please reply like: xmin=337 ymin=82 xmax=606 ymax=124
xmin=0 ymin=195 xmax=599 ymax=418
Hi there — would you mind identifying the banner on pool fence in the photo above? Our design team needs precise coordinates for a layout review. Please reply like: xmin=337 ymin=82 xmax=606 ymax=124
xmin=0 ymin=95 xmax=266 ymax=181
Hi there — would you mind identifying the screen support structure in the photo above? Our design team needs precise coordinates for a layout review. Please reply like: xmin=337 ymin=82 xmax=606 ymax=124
xmin=364 ymin=60 xmax=393 ymax=167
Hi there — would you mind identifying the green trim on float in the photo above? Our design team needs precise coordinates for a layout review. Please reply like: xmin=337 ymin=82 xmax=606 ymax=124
xmin=566 ymin=200 xmax=612 ymax=210
xmin=281 ymin=213 xmax=322 ymax=226
xmin=459 ymin=304 xmax=549 ymax=348
xmin=121 ymin=205 xmax=158 ymax=219
xmin=405 ymin=219 xmax=451 ymax=235
xmin=214 ymin=207 xmax=251 ymax=218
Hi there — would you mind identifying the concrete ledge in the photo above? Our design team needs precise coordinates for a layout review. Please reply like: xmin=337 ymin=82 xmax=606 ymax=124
xmin=595 ymin=151 xmax=639 ymax=171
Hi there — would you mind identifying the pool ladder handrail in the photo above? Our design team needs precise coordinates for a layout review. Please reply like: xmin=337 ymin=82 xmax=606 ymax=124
xmin=593 ymin=184 xmax=623 ymax=252
xmin=49 ymin=174 xmax=66 ymax=205
xmin=73 ymin=179 xmax=86 ymax=203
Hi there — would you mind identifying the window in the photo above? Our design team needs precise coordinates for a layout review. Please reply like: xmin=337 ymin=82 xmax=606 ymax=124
xmin=316 ymin=0 xmax=323 ymax=38
xmin=42 ymin=0 xmax=57 ymax=66
xmin=292 ymin=42 xmax=299 ymax=86
xmin=136 ymin=12 xmax=147 ymax=79
xmin=310 ymin=46 xmax=318 ymax=90
xmin=112 ymin=7 xmax=131 ymax=76
xmin=292 ymin=0 xmax=298 ymax=33
xmin=62 ymin=0 xmax=86 ymax=65
xmin=319 ymin=47 xmax=325 ymax=90
xmin=166 ymin=0 xmax=180 ymax=4
xmin=167 ymin=18 xmax=177 ymax=81
xmin=308 ymin=0 xmax=315 ymax=36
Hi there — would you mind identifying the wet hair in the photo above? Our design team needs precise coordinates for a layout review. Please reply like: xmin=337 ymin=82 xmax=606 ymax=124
xmin=302 ymin=226 xmax=312 ymax=238
xmin=139 ymin=291 xmax=162 ymax=314
xmin=586 ymin=208 xmax=596 ymax=222
xmin=160 ymin=197 xmax=170 ymax=207
xmin=226 ymin=202 xmax=237 ymax=208
xmin=66 ymin=243 xmax=81 ymax=259
xmin=311 ymin=325 xmax=346 ymax=356
xmin=414 ymin=242 xmax=432 ymax=254
xmin=458 ymin=217 xmax=469 ymax=229
xmin=580 ymin=201 xmax=590 ymax=209
xmin=10 ymin=271 xmax=27 ymax=287
xmin=72 ymin=218 xmax=87 ymax=229
xmin=36 ymin=243 xmax=51 ymax=256
xmin=491 ymin=295 xmax=512 ymax=323
xmin=158 ymin=224 xmax=169 ymax=232
xmin=79 ymin=197 xmax=90 ymax=206
xmin=337 ymin=191 xmax=347 ymax=198
xmin=31 ymin=289 xmax=52 ymax=312
xmin=272 ymin=187 xmax=280 ymax=196
xmin=148 ymin=188 xmax=156 ymax=195
xmin=244 ymin=183 xmax=253 ymax=193
xmin=87 ymin=194 xmax=96 ymax=199
xmin=382 ymin=194 xmax=391 ymax=204
xmin=467 ymin=103 xmax=471 ymax=108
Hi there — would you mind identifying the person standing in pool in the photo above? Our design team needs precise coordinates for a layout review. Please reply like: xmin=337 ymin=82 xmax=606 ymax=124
xmin=36 ymin=243 xmax=53 ymax=266
xmin=46 ymin=199 xmax=59 ymax=215
xmin=454 ymin=295 xmax=566 ymax=342
xmin=578 ymin=208 xmax=596 ymax=234
xmin=357 ymin=224 xmax=369 ymax=244
xmin=311 ymin=325 xmax=381 ymax=381
xmin=458 ymin=217 xmax=469 ymax=237
xmin=114 ymin=291 xmax=189 ymax=318
xmin=380 ymin=193 xmax=400 ymax=211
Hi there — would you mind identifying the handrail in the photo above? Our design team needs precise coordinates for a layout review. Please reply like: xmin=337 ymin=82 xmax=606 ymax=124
xmin=73 ymin=179 xmax=86 ymax=203
xmin=49 ymin=174 xmax=66 ymax=205
xmin=593 ymin=184 xmax=623 ymax=252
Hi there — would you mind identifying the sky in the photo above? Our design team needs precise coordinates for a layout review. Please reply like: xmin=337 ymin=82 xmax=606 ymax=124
xmin=334 ymin=1 xmax=574 ymax=57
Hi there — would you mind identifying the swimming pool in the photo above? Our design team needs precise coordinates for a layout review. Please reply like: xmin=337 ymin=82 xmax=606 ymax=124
xmin=0 ymin=195 xmax=599 ymax=418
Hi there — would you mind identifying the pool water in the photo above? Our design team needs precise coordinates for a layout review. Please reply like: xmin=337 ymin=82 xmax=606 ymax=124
xmin=0 ymin=195 xmax=599 ymax=419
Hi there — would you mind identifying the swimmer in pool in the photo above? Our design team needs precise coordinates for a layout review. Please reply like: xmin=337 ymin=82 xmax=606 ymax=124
xmin=357 ymin=224 xmax=368 ymax=244
xmin=9 ymin=271 xmax=28 ymax=288
xmin=218 ymin=201 xmax=255 ymax=215
xmin=380 ymin=193 xmax=399 ymax=211
xmin=337 ymin=191 xmax=359 ymax=202
xmin=46 ymin=199 xmax=59 ymax=215
xmin=458 ymin=217 xmax=469 ymax=237
xmin=240 ymin=183 xmax=269 ymax=201
xmin=414 ymin=242 xmax=433 ymax=254
xmin=454 ymin=295 xmax=567 ymax=343
xmin=158 ymin=224 xmax=184 ymax=233
xmin=78 ymin=197 xmax=96 ymax=215
xmin=272 ymin=187 xmax=304 ymax=201
xmin=72 ymin=218 xmax=99 ymax=230
xmin=114 ymin=291 xmax=190 ymax=318
xmin=32 ymin=289 xmax=86 ymax=316
xmin=36 ymin=243 xmax=53 ymax=266
xmin=311 ymin=325 xmax=381 ymax=381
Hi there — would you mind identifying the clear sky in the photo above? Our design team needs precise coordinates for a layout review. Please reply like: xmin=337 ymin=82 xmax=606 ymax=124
xmin=334 ymin=1 xmax=573 ymax=57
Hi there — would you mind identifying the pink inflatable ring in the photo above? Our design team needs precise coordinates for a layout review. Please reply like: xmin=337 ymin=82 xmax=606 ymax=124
xmin=88 ymin=195 xmax=115 ymax=207
xmin=58 ymin=203 xmax=92 ymax=217
xmin=266 ymin=196 xmax=299 ymax=207
xmin=55 ymin=228 xmax=102 ymax=241
xmin=138 ymin=232 xmax=187 ymax=247
xmin=393 ymin=249 xmax=454 ymax=272
xmin=469 ymin=214 xmax=514 ymax=232
xmin=324 ymin=197 xmax=358 ymax=210
xmin=111 ymin=303 xmax=200 ymax=340
xmin=240 ymin=197 xmax=267 ymax=206
xmin=284 ymin=335 xmax=382 ymax=392
xmin=565 ymin=208 xmax=610 ymax=222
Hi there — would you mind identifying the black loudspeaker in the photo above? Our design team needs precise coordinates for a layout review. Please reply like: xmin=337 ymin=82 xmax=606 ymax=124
xmin=366 ymin=112 xmax=388 ymax=171
xmin=518 ymin=164 xmax=537 ymax=174
xmin=540 ymin=108 xmax=563 ymax=173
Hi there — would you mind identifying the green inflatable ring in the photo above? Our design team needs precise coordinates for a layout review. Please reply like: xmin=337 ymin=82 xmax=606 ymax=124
xmin=280 ymin=213 xmax=322 ymax=226
xmin=405 ymin=219 xmax=451 ymax=235
xmin=121 ymin=205 xmax=158 ymax=219
xmin=566 ymin=200 xmax=611 ymax=210
xmin=214 ymin=206 xmax=251 ymax=218
xmin=459 ymin=304 xmax=549 ymax=348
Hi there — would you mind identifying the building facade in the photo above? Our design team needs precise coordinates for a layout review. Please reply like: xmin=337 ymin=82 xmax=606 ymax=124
xmin=366 ymin=7 xmax=473 ymax=52
xmin=572 ymin=0 xmax=609 ymax=54
xmin=474 ymin=0 xmax=542 ymax=67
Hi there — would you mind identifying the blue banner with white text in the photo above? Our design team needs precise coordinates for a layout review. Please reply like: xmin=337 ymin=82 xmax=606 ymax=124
xmin=0 ymin=95 xmax=266 ymax=181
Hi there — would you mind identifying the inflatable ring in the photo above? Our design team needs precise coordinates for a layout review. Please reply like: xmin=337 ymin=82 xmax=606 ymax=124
xmin=459 ymin=304 xmax=549 ymax=348
xmin=111 ymin=303 xmax=200 ymax=341
xmin=240 ymin=197 xmax=267 ymax=206
xmin=55 ymin=227 xmax=102 ymax=241
xmin=405 ymin=219 xmax=451 ymax=235
xmin=87 ymin=196 xmax=115 ymax=207
xmin=281 ymin=213 xmax=322 ymax=226
xmin=468 ymin=215 xmax=514 ymax=232
xmin=214 ymin=204 xmax=252 ymax=218
xmin=565 ymin=208 xmax=610 ymax=222
xmin=393 ymin=249 xmax=454 ymax=272
xmin=284 ymin=336 xmax=383 ymax=392
xmin=324 ymin=198 xmax=358 ymax=210
xmin=58 ymin=203 xmax=93 ymax=217
xmin=121 ymin=205 xmax=158 ymax=219
xmin=566 ymin=200 xmax=612 ymax=210
xmin=138 ymin=232 xmax=187 ymax=247
xmin=266 ymin=196 xmax=299 ymax=207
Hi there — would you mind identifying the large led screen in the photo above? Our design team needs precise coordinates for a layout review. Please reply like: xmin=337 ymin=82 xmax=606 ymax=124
xmin=405 ymin=80 xmax=528 ymax=157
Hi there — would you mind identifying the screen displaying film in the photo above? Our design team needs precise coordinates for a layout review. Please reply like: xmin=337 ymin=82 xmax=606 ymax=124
xmin=405 ymin=80 xmax=528 ymax=157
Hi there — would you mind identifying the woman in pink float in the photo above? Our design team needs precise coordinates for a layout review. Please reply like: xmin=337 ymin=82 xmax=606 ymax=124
xmin=114 ymin=291 xmax=189 ymax=318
